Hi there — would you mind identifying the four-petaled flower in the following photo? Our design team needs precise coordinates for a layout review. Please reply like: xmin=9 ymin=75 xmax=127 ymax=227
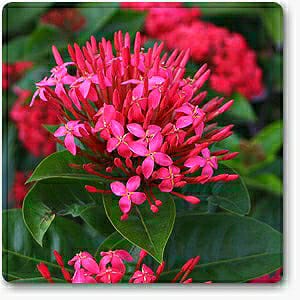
xmin=54 ymin=120 xmax=88 ymax=155
xmin=184 ymin=148 xmax=218 ymax=178
xmin=99 ymin=250 xmax=133 ymax=273
xmin=110 ymin=176 xmax=146 ymax=216
xmin=127 ymin=123 xmax=162 ymax=145
xmin=130 ymin=134 xmax=173 ymax=179
xmin=68 ymin=251 xmax=99 ymax=274
xmin=176 ymin=103 xmax=205 ymax=136
xmin=107 ymin=120 xmax=133 ymax=158
xmin=156 ymin=165 xmax=184 ymax=192
xmin=130 ymin=264 xmax=156 ymax=283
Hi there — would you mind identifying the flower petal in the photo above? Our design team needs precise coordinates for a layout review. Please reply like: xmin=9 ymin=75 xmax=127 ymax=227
xmin=126 ymin=176 xmax=141 ymax=192
xmin=129 ymin=141 xmax=148 ymax=156
xmin=184 ymin=156 xmax=206 ymax=168
xmin=82 ymin=257 xmax=99 ymax=274
xmin=149 ymin=133 xmax=163 ymax=152
xmin=110 ymin=181 xmax=126 ymax=196
xmin=131 ymin=192 xmax=146 ymax=205
xmin=64 ymin=133 xmax=76 ymax=155
xmin=107 ymin=137 xmax=119 ymax=152
xmin=110 ymin=120 xmax=124 ymax=138
xmin=119 ymin=196 xmax=131 ymax=213
xmin=176 ymin=116 xmax=193 ymax=129
xmin=53 ymin=126 xmax=67 ymax=137
xmin=154 ymin=152 xmax=173 ymax=166
xmin=127 ymin=123 xmax=145 ymax=138
xmin=142 ymin=156 xmax=154 ymax=179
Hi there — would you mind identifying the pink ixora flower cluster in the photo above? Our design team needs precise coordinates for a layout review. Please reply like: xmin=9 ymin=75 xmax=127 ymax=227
xmin=10 ymin=87 xmax=59 ymax=157
xmin=37 ymin=248 xmax=202 ymax=284
xmin=31 ymin=31 xmax=239 ymax=219
xmin=122 ymin=3 xmax=264 ymax=99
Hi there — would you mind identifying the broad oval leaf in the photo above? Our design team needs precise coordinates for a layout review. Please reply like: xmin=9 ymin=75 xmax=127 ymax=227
xmin=3 ymin=209 xmax=102 ymax=282
xmin=160 ymin=213 xmax=282 ymax=283
xmin=103 ymin=191 xmax=176 ymax=263
xmin=23 ymin=181 xmax=113 ymax=246
xmin=181 ymin=164 xmax=250 ymax=216
xmin=27 ymin=150 xmax=102 ymax=183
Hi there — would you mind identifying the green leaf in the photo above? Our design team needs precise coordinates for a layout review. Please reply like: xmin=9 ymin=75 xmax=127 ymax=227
xmin=77 ymin=3 xmax=118 ymax=43
xmin=2 ymin=36 xmax=29 ymax=63
xmin=245 ymin=174 xmax=283 ymax=195
xmin=260 ymin=4 xmax=283 ymax=45
xmin=27 ymin=150 xmax=101 ymax=183
xmin=160 ymin=213 xmax=282 ymax=282
xmin=17 ymin=66 xmax=49 ymax=91
xmin=99 ymin=9 xmax=146 ymax=41
xmin=251 ymin=120 xmax=283 ymax=158
xmin=24 ymin=24 xmax=67 ymax=62
xmin=3 ymin=3 xmax=51 ymax=36
xmin=23 ymin=181 xmax=107 ymax=246
xmin=228 ymin=93 xmax=257 ymax=122
xmin=3 ymin=209 xmax=102 ymax=281
xmin=103 ymin=191 xmax=176 ymax=263
xmin=182 ymin=164 xmax=250 ymax=216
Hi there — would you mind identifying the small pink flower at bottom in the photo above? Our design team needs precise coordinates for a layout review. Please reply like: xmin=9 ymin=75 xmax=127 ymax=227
xmin=156 ymin=165 xmax=183 ymax=192
xmin=130 ymin=264 xmax=156 ymax=283
xmin=99 ymin=249 xmax=133 ymax=273
xmin=110 ymin=176 xmax=146 ymax=217
xmin=184 ymin=147 xmax=218 ymax=178
xmin=96 ymin=266 xmax=124 ymax=283
xmin=54 ymin=120 xmax=88 ymax=155
xmin=72 ymin=268 xmax=97 ymax=284
xmin=68 ymin=251 xmax=99 ymax=274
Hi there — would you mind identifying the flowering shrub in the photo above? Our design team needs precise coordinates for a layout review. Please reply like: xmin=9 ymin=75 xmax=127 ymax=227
xmin=38 ymin=248 xmax=202 ymax=284
xmin=3 ymin=2 xmax=283 ymax=285
xmin=10 ymin=87 xmax=59 ymax=157
xmin=30 ymin=31 xmax=238 ymax=219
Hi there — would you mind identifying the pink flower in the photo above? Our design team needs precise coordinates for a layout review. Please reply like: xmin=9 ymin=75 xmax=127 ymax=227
xmin=130 ymin=264 xmax=156 ymax=283
xmin=184 ymin=148 xmax=218 ymax=178
xmin=68 ymin=251 xmax=99 ymax=274
xmin=107 ymin=120 xmax=133 ymax=158
xmin=130 ymin=135 xmax=173 ymax=179
xmin=99 ymin=249 xmax=133 ymax=273
xmin=127 ymin=123 xmax=161 ymax=145
xmin=96 ymin=266 xmax=124 ymax=283
xmin=54 ymin=120 xmax=88 ymax=155
xmin=31 ymin=32 xmax=238 ymax=218
xmin=176 ymin=103 xmax=205 ymax=136
xmin=30 ymin=77 xmax=52 ymax=106
xmin=110 ymin=176 xmax=146 ymax=216
xmin=156 ymin=165 xmax=184 ymax=192
xmin=72 ymin=268 xmax=97 ymax=284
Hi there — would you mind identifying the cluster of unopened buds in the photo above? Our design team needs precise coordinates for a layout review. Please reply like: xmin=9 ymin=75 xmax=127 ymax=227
xmin=37 ymin=249 xmax=203 ymax=284
xmin=31 ymin=31 xmax=239 ymax=220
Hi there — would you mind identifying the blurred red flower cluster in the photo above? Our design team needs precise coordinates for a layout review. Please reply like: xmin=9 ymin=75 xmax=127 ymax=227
xmin=122 ymin=2 xmax=264 ymax=99
xmin=40 ymin=8 xmax=86 ymax=32
xmin=2 ymin=61 xmax=33 ymax=90
xmin=10 ymin=88 xmax=59 ymax=157
xmin=9 ymin=171 xmax=30 ymax=208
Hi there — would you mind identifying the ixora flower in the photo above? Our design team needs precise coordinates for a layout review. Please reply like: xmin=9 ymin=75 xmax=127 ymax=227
xmin=31 ymin=31 xmax=239 ymax=219
xmin=37 ymin=248 xmax=204 ymax=284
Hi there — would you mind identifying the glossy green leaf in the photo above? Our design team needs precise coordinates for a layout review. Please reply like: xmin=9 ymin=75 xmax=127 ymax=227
xmin=103 ymin=191 xmax=176 ymax=263
xmin=245 ymin=174 xmax=283 ymax=195
xmin=160 ymin=213 xmax=282 ymax=282
xmin=251 ymin=120 xmax=283 ymax=158
xmin=228 ymin=93 xmax=257 ymax=122
xmin=260 ymin=5 xmax=283 ymax=45
xmin=99 ymin=9 xmax=146 ymax=41
xmin=24 ymin=25 xmax=67 ymax=62
xmin=3 ymin=209 xmax=102 ymax=282
xmin=77 ymin=3 xmax=118 ymax=43
xmin=23 ymin=181 xmax=107 ymax=246
xmin=2 ymin=36 xmax=29 ymax=63
xmin=181 ymin=164 xmax=250 ymax=216
xmin=27 ymin=150 xmax=101 ymax=183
